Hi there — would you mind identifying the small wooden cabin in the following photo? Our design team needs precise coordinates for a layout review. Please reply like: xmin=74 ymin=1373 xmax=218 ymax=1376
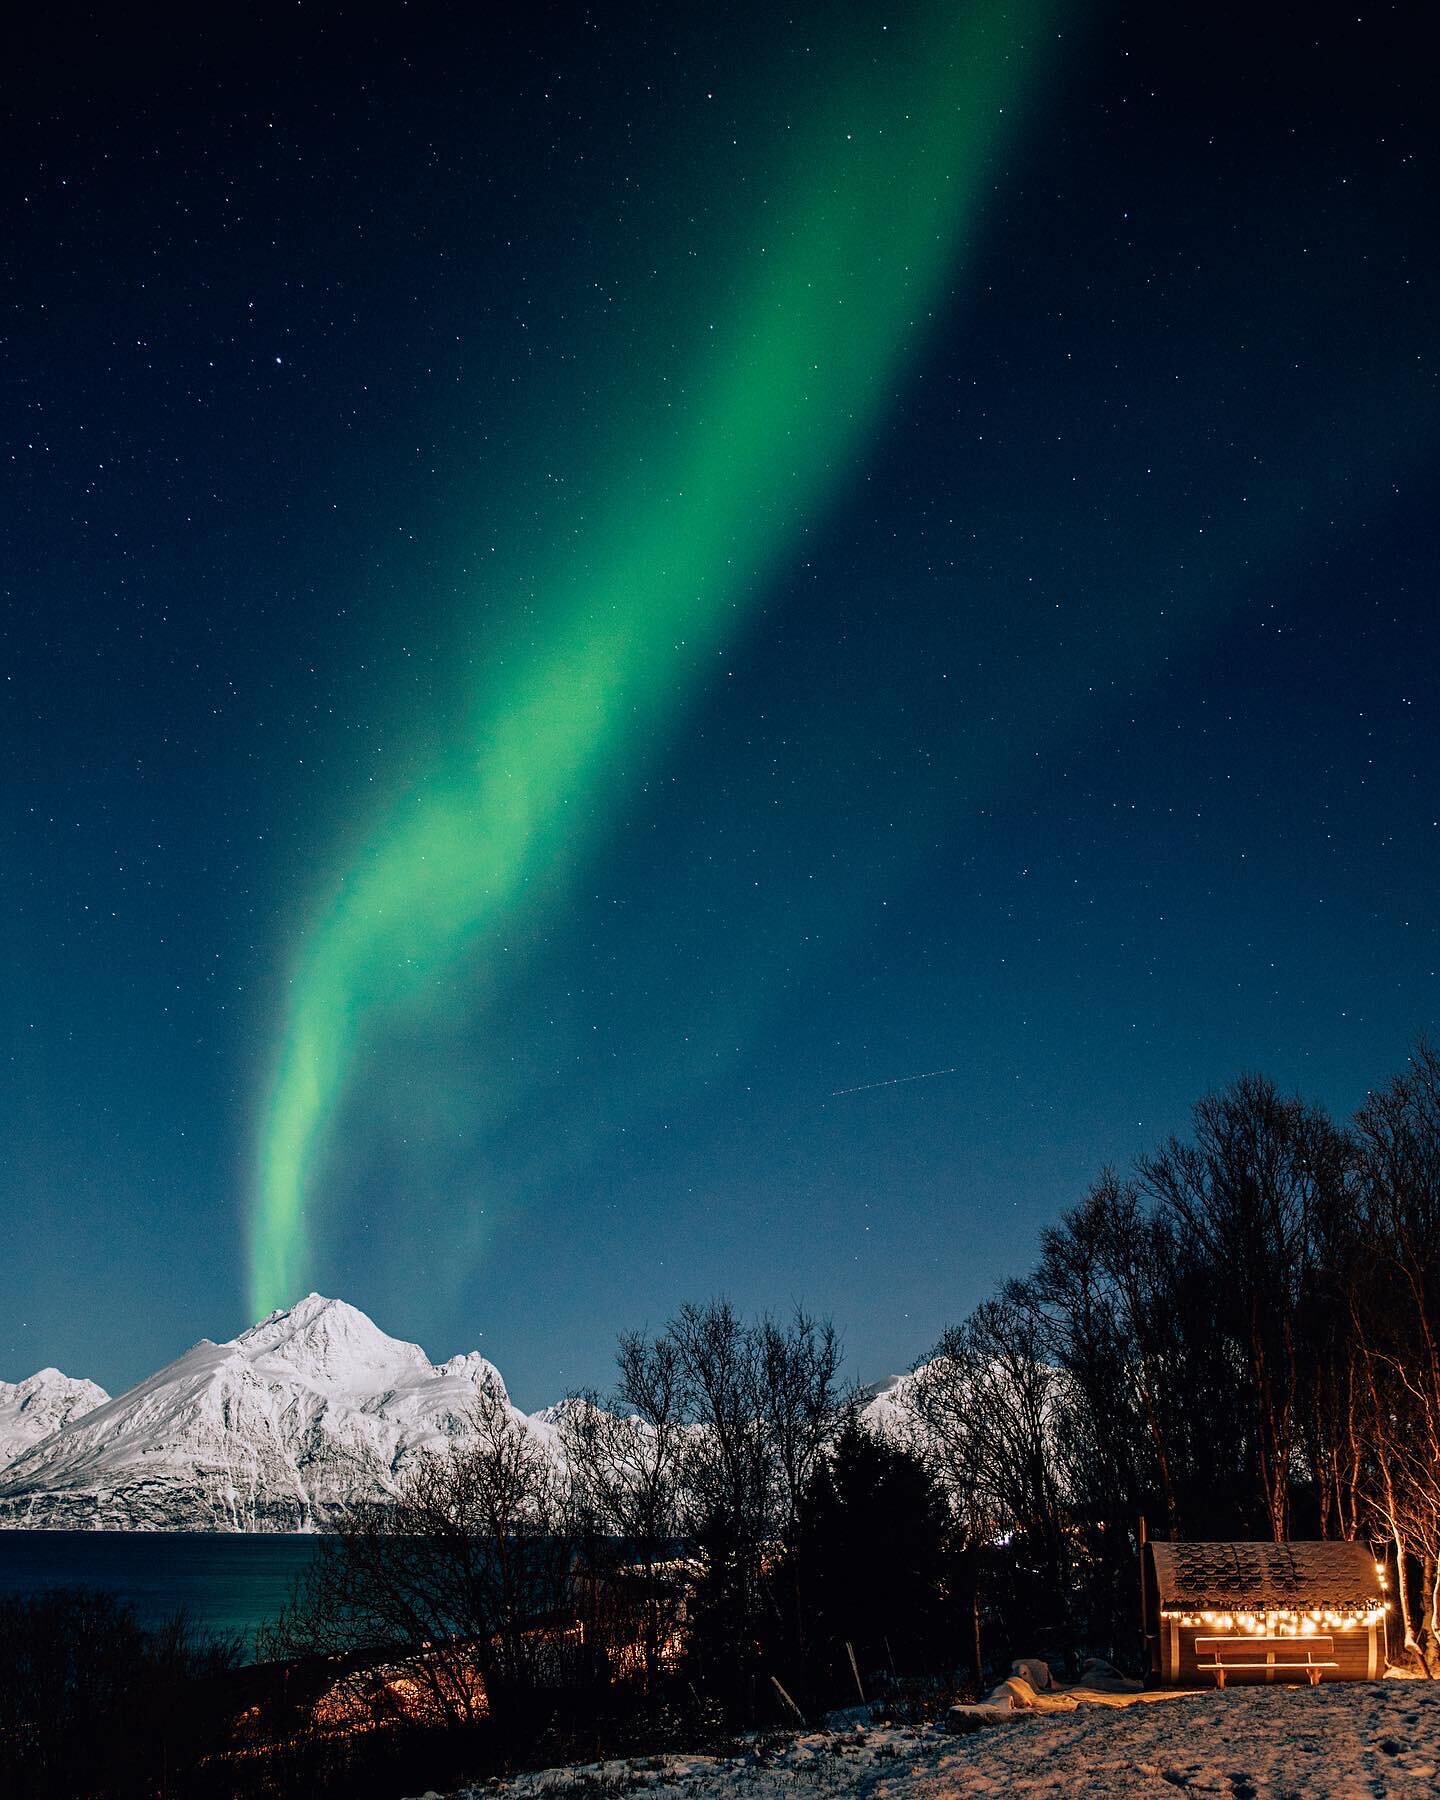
xmin=1143 ymin=1540 xmax=1386 ymax=1686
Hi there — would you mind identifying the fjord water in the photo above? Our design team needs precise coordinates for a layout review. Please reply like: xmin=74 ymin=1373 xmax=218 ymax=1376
xmin=0 ymin=1532 xmax=320 ymax=1653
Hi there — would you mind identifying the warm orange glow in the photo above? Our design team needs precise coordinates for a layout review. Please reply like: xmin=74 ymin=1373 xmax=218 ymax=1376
xmin=1162 ymin=1601 xmax=1382 ymax=1635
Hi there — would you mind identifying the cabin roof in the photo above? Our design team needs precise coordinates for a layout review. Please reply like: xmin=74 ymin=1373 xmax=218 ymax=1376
xmin=1149 ymin=1540 xmax=1381 ymax=1611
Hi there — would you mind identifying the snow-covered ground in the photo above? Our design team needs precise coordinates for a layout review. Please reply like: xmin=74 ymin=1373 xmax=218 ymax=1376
xmin=424 ymin=1684 xmax=1440 ymax=1798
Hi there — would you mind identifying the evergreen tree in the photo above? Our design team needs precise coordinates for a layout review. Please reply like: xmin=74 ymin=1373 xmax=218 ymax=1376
xmin=792 ymin=1418 xmax=955 ymax=1695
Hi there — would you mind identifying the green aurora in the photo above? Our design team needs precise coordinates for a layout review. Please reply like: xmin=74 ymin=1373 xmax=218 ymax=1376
xmin=249 ymin=0 xmax=1056 ymax=1317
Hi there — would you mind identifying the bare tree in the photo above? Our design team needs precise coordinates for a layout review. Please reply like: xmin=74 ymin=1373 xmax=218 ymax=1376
xmin=261 ymin=1372 xmax=571 ymax=1728
xmin=1138 ymin=1074 xmax=1347 ymax=1541
xmin=755 ymin=1308 xmax=845 ymax=1543
xmin=669 ymin=1299 xmax=772 ymax=1543
xmin=908 ymin=1292 xmax=1070 ymax=1594
xmin=559 ymin=1331 xmax=688 ymax=1688
xmin=1349 ymin=1042 xmax=1440 ymax=1667
xmin=1032 ymin=1170 xmax=1183 ymax=1540
xmin=665 ymin=1300 xmax=845 ymax=1547
xmin=656 ymin=1300 xmax=846 ymax=1701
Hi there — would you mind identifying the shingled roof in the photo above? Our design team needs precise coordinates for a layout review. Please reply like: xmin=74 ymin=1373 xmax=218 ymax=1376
xmin=1149 ymin=1540 xmax=1381 ymax=1612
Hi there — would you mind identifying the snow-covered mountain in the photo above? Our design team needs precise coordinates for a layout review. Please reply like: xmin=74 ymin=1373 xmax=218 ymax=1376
xmin=0 ymin=1368 xmax=110 ymax=1469
xmin=0 ymin=1295 xmax=916 ymax=1533
xmin=0 ymin=1295 xmax=534 ymax=1532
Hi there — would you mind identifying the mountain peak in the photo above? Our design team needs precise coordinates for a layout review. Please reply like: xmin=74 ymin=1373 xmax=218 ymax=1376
xmin=0 ymin=1367 xmax=110 ymax=1470
xmin=0 ymin=1295 xmax=524 ymax=1530
xmin=240 ymin=1291 xmax=335 ymax=1333
xmin=233 ymin=1293 xmax=429 ymax=1389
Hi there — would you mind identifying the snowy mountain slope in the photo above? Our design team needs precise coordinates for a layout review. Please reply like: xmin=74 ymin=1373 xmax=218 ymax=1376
xmin=0 ymin=1295 xmax=532 ymax=1532
xmin=0 ymin=1295 xmax=920 ymax=1533
xmin=0 ymin=1368 xmax=110 ymax=1470
xmin=857 ymin=1369 xmax=921 ymax=1437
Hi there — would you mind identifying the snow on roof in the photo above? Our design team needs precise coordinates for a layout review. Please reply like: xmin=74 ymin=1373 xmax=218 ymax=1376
xmin=1149 ymin=1540 xmax=1382 ymax=1611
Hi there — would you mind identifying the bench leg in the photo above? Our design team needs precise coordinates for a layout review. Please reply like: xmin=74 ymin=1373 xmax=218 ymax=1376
xmin=1214 ymin=1668 xmax=1226 ymax=1689
xmin=1308 ymin=1667 xmax=1320 ymax=1687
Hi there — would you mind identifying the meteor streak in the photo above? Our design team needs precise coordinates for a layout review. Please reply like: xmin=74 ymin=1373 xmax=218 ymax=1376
xmin=830 ymin=1067 xmax=958 ymax=1098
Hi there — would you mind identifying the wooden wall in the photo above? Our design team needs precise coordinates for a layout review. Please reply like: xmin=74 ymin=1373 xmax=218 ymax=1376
xmin=1161 ymin=1620 xmax=1379 ymax=1684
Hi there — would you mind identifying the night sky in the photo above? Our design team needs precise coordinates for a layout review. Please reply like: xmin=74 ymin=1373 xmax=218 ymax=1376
xmin=4 ymin=2 xmax=1436 ymax=1407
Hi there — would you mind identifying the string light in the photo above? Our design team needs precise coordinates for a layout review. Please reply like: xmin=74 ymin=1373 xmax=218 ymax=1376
xmin=1162 ymin=1602 xmax=1385 ymax=1635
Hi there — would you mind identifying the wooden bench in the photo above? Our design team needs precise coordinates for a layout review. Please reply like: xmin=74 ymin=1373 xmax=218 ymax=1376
xmin=1194 ymin=1635 xmax=1338 ymax=1687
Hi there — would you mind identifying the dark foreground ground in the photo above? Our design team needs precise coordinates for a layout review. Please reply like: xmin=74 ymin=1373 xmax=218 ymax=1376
xmin=432 ymin=1682 xmax=1440 ymax=1799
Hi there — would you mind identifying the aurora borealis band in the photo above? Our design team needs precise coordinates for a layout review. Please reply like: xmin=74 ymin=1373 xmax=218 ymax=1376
xmin=8 ymin=0 xmax=1439 ymax=1400
xmin=248 ymin=1 xmax=1055 ymax=1316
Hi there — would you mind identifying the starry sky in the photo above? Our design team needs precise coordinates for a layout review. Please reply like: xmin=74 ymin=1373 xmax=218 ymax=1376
xmin=4 ymin=1 xmax=1436 ymax=1407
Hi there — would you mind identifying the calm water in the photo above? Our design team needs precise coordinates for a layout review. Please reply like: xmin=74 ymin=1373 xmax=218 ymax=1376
xmin=0 ymin=1532 xmax=320 ymax=1653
